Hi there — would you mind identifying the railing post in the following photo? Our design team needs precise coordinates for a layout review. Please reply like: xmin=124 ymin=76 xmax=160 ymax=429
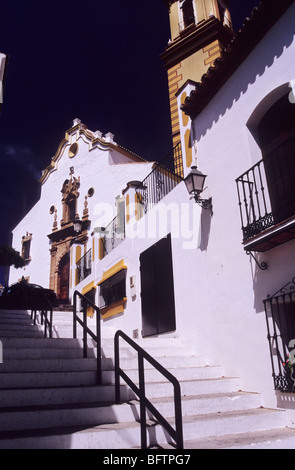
xmin=174 ymin=382 xmax=184 ymax=449
xmin=73 ymin=292 xmax=77 ymax=339
xmin=114 ymin=333 xmax=120 ymax=404
xmin=83 ymin=303 xmax=87 ymax=358
xmin=138 ymin=354 xmax=147 ymax=450
xmin=49 ymin=309 xmax=53 ymax=338
xmin=96 ymin=307 xmax=102 ymax=385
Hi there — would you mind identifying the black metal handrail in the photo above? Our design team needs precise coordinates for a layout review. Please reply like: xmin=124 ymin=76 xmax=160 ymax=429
xmin=114 ymin=330 xmax=183 ymax=449
xmin=73 ymin=290 xmax=102 ymax=384
xmin=31 ymin=293 xmax=54 ymax=338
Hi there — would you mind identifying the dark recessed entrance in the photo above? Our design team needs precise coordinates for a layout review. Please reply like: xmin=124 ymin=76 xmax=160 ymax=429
xmin=140 ymin=233 xmax=176 ymax=337
xmin=58 ymin=252 xmax=70 ymax=301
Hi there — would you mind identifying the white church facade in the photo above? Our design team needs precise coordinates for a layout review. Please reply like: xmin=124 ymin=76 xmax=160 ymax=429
xmin=9 ymin=0 xmax=295 ymax=427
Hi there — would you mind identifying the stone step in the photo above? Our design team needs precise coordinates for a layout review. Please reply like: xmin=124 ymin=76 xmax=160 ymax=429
xmin=0 ymin=356 xmax=212 ymax=373
xmin=151 ymin=408 xmax=288 ymax=447
xmin=0 ymin=384 xmax=132 ymax=408
xmin=0 ymin=407 xmax=287 ymax=449
xmin=0 ymin=391 xmax=262 ymax=433
xmin=181 ymin=427 xmax=295 ymax=449
xmin=0 ymin=316 xmax=34 ymax=325
xmin=0 ymin=329 xmax=44 ymax=338
xmin=144 ymin=376 xmax=241 ymax=399
xmin=0 ymin=370 xmax=99 ymax=388
xmin=0 ymin=323 xmax=39 ymax=331
xmin=0 ymin=308 xmax=292 ymax=450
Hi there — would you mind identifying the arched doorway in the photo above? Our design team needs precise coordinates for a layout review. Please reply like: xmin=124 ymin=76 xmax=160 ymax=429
xmin=257 ymin=93 xmax=295 ymax=223
xmin=58 ymin=252 xmax=70 ymax=302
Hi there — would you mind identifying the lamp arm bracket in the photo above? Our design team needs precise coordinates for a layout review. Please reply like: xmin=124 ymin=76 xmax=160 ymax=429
xmin=246 ymin=251 xmax=267 ymax=270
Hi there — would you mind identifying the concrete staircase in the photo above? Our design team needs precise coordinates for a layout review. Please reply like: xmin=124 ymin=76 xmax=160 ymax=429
xmin=1 ymin=309 xmax=295 ymax=449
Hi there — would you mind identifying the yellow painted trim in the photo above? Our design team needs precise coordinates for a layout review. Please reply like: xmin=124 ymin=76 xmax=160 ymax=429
xmin=135 ymin=192 xmax=144 ymax=221
xmin=185 ymin=129 xmax=192 ymax=168
xmin=181 ymin=92 xmax=189 ymax=127
xmin=97 ymin=259 xmax=127 ymax=286
xmin=98 ymin=237 xmax=105 ymax=260
xmin=126 ymin=194 xmax=130 ymax=224
xmin=82 ymin=281 xmax=97 ymax=295
xmin=76 ymin=246 xmax=82 ymax=263
xmin=168 ymin=63 xmax=181 ymax=74
xmin=204 ymin=52 xmax=220 ymax=66
xmin=203 ymin=40 xmax=219 ymax=52
xmin=100 ymin=298 xmax=127 ymax=318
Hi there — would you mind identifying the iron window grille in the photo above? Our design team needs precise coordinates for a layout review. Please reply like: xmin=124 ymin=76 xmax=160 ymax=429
xmin=99 ymin=270 xmax=126 ymax=310
xmin=264 ymin=276 xmax=295 ymax=392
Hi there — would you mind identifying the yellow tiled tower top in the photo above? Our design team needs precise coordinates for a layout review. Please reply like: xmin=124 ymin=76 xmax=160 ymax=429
xmin=161 ymin=0 xmax=233 ymax=176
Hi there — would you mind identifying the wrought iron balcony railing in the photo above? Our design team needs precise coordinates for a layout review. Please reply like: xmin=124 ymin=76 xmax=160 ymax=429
xmin=236 ymin=159 xmax=274 ymax=242
xmin=98 ymin=143 xmax=183 ymax=260
xmin=135 ymin=143 xmax=183 ymax=216
xmin=101 ymin=215 xmax=125 ymax=257
xmin=76 ymin=248 xmax=92 ymax=283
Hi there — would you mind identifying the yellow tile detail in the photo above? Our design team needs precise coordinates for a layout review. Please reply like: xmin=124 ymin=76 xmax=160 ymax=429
xmin=185 ymin=129 xmax=192 ymax=168
xmin=97 ymin=259 xmax=127 ymax=286
xmin=82 ymin=281 xmax=96 ymax=295
xmin=203 ymin=40 xmax=219 ymax=52
xmin=100 ymin=298 xmax=127 ymax=319
xmin=181 ymin=92 xmax=189 ymax=127
xmin=126 ymin=194 xmax=130 ymax=224
xmin=204 ymin=52 xmax=220 ymax=66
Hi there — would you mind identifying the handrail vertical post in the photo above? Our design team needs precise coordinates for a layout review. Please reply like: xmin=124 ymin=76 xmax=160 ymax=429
xmin=44 ymin=310 xmax=47 ymax=338
xmin=138 ymin=354 xmax=147 ymax=449
xmin=73 ymin=292 xmax=77 ymax=339
xmin=49 ymin=309 xmax=53 ymax=338
xmin=114 ymin=333 xmax=120 ymax=404
xmin=174 ymin=382 xmax=184 ymax=449
xmin=83 ymin=302 xmax=87 ymax=358
xmin=96 ymin=307 xmax=102 ymax=385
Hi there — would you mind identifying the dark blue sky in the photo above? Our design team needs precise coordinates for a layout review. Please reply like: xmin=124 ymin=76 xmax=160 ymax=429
xmin=0 ymin=0 xmax=258 ymax=284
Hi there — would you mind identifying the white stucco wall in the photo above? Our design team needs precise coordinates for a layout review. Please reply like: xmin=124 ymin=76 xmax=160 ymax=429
xmin=184 ymin=3 xmax=295 ymax=422
xmin=9 ymin=125 xmax=154 ymax=289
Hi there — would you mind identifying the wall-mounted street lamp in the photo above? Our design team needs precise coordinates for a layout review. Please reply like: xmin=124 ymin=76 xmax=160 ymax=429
xmin=74 ymin=220 xmax=82 ymax=233
xmin=184 ymin=166 xmax=212 ymax=212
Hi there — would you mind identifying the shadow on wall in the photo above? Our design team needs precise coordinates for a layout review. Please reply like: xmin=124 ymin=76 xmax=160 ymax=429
xmin=198 ymin=207 xmax=212 ymax=252
xmin=276 ymin=391 xmax=295 ymax=412
xmin=250 ymin=238 xmax=295 ymax=315
xmin=193 ymin=12 xmax=295 ymax=140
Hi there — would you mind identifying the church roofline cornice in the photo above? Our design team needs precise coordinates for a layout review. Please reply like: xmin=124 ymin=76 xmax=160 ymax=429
xmin=39 ymin=120 xmax=147 ymax=186
xmin=160 ymin=17 xmax=233 ymax=69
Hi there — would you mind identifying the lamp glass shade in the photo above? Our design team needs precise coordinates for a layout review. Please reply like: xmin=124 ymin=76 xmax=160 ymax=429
xmin=74 ymin=221 xmax=82 ymax=233
xmin=184 ymin=166 xmax=207 ymax=195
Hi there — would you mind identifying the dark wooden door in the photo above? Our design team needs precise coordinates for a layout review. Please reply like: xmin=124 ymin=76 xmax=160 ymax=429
xmin=59 ymin=253 xmax=70 ymax=301
xmin=140 ymin=234 xmax=176 ymax=337
xmin=263 ymin=131 xmax=295 ymax=223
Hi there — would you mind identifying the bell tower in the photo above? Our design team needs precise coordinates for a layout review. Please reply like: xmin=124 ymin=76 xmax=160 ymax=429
xmin=161 ymin=0 xmax=233 ymax=176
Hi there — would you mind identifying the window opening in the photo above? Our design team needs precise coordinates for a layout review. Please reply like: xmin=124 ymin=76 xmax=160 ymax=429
xmin=181 ymin=0 xmax=195 ymax=28
xmin=21 ymin=233 xmax=32 ymax=263
xmin=99 ymin=270 xmax=126 ymax=309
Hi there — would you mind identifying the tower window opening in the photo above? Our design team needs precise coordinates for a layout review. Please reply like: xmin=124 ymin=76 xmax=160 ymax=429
xmin=181 ymin=0 xmax=195 ymax=28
